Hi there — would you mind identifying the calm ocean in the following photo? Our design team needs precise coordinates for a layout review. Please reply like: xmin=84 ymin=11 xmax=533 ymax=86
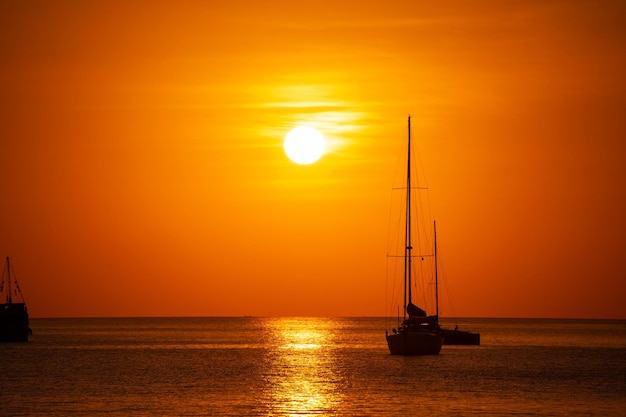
xmin=1 ymin=317 xmax=624 ymax=416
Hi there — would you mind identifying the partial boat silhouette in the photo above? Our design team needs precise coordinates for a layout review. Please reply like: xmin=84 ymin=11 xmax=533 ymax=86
xmin=435 ymin=229 xmax=480 ymax=346
xmin=0 ymin=257 xmax=31 ymax=342
xmin=386 ymin=116 xmax=444 ymax=355
xmin=441 ymin=326 xmax=480 ymax=345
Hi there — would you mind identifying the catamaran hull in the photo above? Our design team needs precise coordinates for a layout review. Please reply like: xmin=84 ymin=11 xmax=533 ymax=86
xmin=386 ymin=331 xmax=443 ymax=355
xmin=442 ymin=329 xmax=480 ymax=345
xmin=0 ymin=303 xmax=31 ymax=342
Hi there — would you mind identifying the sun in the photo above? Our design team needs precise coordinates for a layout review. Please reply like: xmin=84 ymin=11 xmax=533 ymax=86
xmin=284 ymin=126 xmax=325 ymax=165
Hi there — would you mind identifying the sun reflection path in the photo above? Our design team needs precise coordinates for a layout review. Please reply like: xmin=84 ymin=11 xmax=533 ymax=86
xmin=262 ymin=318 xmax=345 ymax=416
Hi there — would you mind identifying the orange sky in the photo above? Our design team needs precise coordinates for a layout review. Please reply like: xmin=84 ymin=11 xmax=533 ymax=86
xmin=1 ymin=0 xmax=625 ymax=318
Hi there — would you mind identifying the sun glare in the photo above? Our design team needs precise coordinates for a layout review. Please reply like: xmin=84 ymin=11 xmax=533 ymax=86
xmin=284 ymin=126 xmax=325 ymax=165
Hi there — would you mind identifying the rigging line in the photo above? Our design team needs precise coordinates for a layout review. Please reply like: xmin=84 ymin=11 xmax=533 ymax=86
xmin=411 ymin=257 xmax=428 ymax=311
xmin=386 ymin=256 xmax=402 ymax=318
xmin=387 ymin=261 xmax=395 ymax=314
xmin=385 ymin=244 xmax=389 ymax=321
xmin=408 ymin=126 xmax=435 ymax=248
xmin=385 ymin=188 xmax=401 ymax=258
xmin=389 ymin=127 xmax=409 ymax=198
xmin=8 ymin=262 xmax=24 ymax=300
xmin=410 ymin=124 xmax=431 ymax=193
xmin=386 ymin=125 xmax=410 ymax=259
xmin=385 ymin=190 xmax=401 ymax=319
xmin=0 ymin=261 xmax=6 ymax=294
xmin=386 ymin=189 xmax=409 ymax=258
xmin=438 ymin=248 xmax=457 ymax=317
xmin=386 ymin=192 xmax=403 ymax=321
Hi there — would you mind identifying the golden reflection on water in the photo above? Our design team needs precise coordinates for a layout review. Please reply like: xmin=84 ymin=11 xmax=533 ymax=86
xmin=263 ymin=318 xmax=343 ymax=416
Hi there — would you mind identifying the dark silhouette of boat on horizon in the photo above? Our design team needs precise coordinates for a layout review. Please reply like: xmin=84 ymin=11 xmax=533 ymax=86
xmin=1 ymin=257 xmax=31 ymax=342
xmin=385 ymin=117 xmax=479 ymax=352
xmin=442 ymin=326 xmax=480 ymax=345
xmin=385 ymin=116 xmax=444 ymax=355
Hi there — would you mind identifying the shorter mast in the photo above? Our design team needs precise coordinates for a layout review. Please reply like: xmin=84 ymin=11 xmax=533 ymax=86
xmin=434 ymin=222 xmax=439 ymax=321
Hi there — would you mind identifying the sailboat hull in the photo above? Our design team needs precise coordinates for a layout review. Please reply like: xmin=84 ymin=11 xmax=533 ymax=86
xmin=386 ymin=331 xmax=443 ymax=355
xmin=0 ymin=303 xmax=30 ymax=342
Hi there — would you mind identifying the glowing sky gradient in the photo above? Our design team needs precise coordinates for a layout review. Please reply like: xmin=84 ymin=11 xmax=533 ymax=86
xmin=1 ymin=0 xmax=624 ymax=318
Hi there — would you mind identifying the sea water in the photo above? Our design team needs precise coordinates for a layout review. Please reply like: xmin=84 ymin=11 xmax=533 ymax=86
xmin=1 ymin=317 xmax=624 ymax=416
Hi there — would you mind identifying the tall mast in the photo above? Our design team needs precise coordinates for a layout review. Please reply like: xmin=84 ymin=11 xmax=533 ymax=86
xmin=405 ymin=116 xmax=413 ymax=316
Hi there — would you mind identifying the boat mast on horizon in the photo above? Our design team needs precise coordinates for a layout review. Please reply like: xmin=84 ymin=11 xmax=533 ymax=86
xmin=435 ymin=226 xmax=481 ymax=346
xmin=0 ymin=256 xmax=31 ymax=342
xmin=385 ymin=116 xmax=444 ymax=355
